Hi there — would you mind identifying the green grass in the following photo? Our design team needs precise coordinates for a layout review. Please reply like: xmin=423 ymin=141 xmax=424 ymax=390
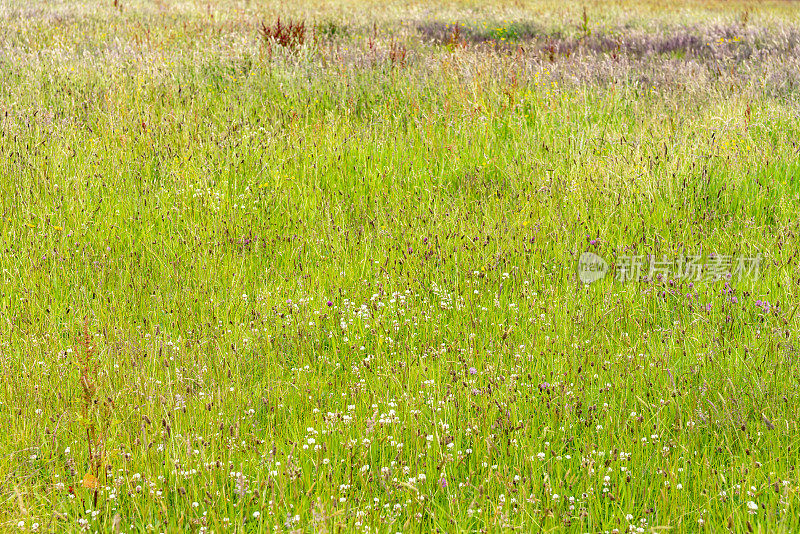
xmin=1 ymin=0 xmax=800 ymax=532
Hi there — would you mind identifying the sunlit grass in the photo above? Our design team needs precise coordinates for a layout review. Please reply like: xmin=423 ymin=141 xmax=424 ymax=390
xmin=1 ymin=0 xmax=800 ymax=532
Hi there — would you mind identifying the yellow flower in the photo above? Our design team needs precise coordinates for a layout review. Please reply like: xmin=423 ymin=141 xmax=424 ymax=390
xmin=82 ymin=473 xmax=100 ymax=490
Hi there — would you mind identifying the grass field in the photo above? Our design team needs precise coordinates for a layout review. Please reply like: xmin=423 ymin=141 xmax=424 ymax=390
xmin=2 ymin=0 xmax=800 ymax=532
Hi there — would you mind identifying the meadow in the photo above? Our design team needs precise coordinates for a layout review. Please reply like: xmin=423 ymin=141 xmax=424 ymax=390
xmin=1 ymin=0 xmax=800 ymax=531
